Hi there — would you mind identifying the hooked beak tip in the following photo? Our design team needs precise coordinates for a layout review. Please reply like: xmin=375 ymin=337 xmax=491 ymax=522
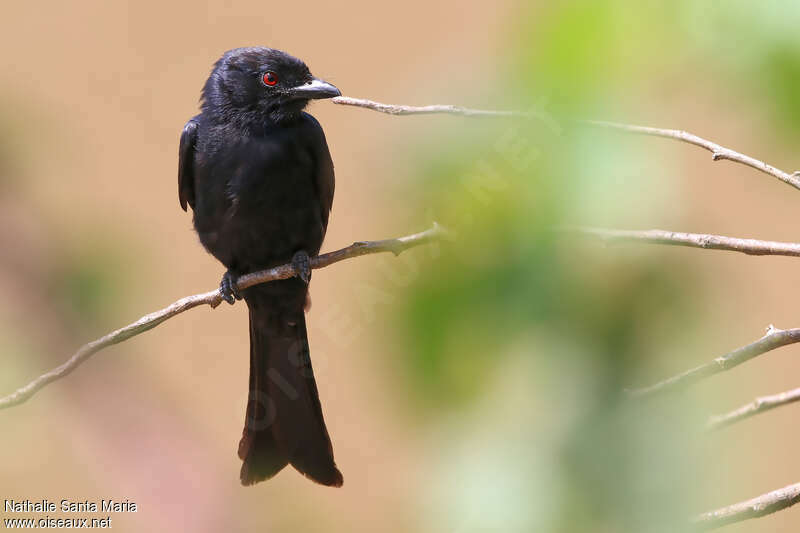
xmin=290 ymin=78 xmax=341 ymax=100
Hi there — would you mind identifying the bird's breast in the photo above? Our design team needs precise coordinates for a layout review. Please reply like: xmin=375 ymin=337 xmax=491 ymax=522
xmin=194 ymin=132 xmax=324 ymax=271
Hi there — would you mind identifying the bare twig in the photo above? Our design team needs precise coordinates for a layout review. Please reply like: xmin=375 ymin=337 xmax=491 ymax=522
xmin=628 ymin=326 xmax=800 ymax=397
xmin=575 ymin=227 xmax=800 ymax=258
xmin=584 ymin=120 xmax=800 ymax=192
xmin=0 ymin=224 xmax=446 ymax=410
xmin=707 ymin=386 xmax=800 ymax=430
xmin=332 ymin=96 xmax=526 ymax=117
xmin=332 ymin=96 xmax=799 ymax=191
xmin=694 ymin=481 xmax=800 ymax=529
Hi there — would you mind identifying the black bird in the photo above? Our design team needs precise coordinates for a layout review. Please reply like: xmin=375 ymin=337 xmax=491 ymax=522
xmin=177 ymin=47 xmax=342 ymax=486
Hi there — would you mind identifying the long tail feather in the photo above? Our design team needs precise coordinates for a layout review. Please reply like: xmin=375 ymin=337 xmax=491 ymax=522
xmin=239 ymin=282 xmax=342 ymax=487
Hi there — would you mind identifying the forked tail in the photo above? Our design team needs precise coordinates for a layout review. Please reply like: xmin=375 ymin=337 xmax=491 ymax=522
xmin=238 ymin=284 xmax=342 ymax=487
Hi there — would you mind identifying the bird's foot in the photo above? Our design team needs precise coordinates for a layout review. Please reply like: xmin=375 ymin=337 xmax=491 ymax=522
xmin=292 ymin=250 xmax=312 ymax=284
xmin=219 ymin=270 xmax=242 ymax=305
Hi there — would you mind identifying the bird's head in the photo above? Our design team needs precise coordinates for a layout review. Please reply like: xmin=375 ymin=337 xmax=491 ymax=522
xmin=201 ymin=47 xmax=340 ymax=127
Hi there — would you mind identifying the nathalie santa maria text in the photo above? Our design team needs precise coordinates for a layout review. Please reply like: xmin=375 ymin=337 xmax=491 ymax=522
xmin=5 ymin=500 xmax=137 ymax=513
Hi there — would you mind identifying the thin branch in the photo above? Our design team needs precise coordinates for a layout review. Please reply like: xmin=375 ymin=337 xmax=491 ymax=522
xmin=707 ymin=386 xmax=800 ymax=430
xmin=0 ymin=224 xmax=446 ymax=410
xmin=694 ymin=481 xmax=800 ymax=529
xmin=575 ymin=227 xmax=800 ymax=258
xmin=584 ymin=120 xmax=800 ymax=192
xmin=627 ymin=326 xmax=800 ymax=398
xmin=332 ymin=96 xmax=527 ymax=117
xmin=576 ymin=226 xmax=800 ymax=398
xmin=332 ymin=96 xmax=799 ymax=191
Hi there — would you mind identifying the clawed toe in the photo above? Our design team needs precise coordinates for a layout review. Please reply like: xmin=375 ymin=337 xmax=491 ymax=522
xmin=220 ymin=270 xmax=242 ymax=305
xmin=292 ymin=250 xmax=312 ymax=284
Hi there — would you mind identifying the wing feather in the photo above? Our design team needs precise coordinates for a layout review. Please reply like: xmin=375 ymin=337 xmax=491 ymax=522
xmin=178 ymin=118 xmax=200 ymax=211
xmin=303 ymin=114 xmax=335 ymax=234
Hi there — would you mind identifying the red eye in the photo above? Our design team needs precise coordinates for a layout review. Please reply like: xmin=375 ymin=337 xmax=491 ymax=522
xmin=262 ymin=71 xmax=278 ymax=86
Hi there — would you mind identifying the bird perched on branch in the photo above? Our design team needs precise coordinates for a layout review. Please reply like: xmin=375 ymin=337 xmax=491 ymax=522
xmin=177 ymin=47 xmax=342 ymax=486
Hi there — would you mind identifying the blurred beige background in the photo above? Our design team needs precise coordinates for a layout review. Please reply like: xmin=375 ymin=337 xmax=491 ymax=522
xmin=0 ymin=1 xmax=515 ymax=532
xmin=1 ymin=1 xmax=800 ymax=532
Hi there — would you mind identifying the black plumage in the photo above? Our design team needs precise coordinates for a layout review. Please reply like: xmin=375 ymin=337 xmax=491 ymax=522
xmin=178 ymin=47 xmax=342 ymax=486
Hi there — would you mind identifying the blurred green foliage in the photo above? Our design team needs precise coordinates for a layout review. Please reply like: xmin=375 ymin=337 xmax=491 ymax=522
xmin=382 ymin=1 xmax=800 ymax=531
xmin=396 ymin=97 xmax=701 ymax=533
xmin=683 ymin=1 xmax=800 ymax=134
xmin=47 ymin=242 xmax=129 ymax=332
xmin=399 ymin=99 xmax=693 ymax=412
xmin=510 ymin=1 xmax=800 ymax=134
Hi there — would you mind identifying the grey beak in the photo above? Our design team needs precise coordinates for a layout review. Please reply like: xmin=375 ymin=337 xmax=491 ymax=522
xmin=288 ymin=77 xmax=341 ymax=100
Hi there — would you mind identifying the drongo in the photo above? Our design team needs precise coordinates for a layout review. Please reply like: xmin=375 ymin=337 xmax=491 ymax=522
xmin=178 ymin=47 xmax=342 ymax=486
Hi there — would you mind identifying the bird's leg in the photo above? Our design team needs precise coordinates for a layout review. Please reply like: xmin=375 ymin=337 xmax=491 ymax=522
xmin=292 ymin=250 xmax=312 ymax=284
xmin=219 ymin=269 xmax=242 ymax=305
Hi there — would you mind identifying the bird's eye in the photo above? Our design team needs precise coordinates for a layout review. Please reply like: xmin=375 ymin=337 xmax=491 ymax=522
xmin=262 ymin=71 xmax=278 ymax=86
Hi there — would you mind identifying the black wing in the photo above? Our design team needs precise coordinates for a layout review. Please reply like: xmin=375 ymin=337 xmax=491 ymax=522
xmin=178 ymin=117 xmax=199 ymax=211
xmin=303 ymin=114 xmax=335 ymax=234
